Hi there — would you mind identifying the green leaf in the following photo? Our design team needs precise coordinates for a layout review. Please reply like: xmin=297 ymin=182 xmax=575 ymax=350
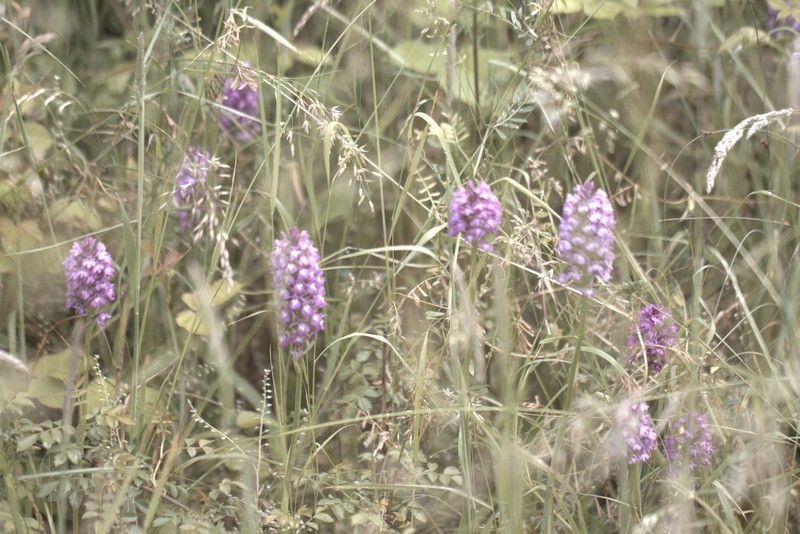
xmin=67 ymin=448 xmax=82 ymax=465
xmin=117 ymin=195 xmax=140 ymax=301
xmin=0 ymin=349 xmax=30 ymax=405
xmin=550 ymin=0 xmax=584 ymax=14
xmin=236 ymin=411 xmax=264 ymax=429
xmin=15 ymin=433 xmax=39 ymax=452
xmin=53 ymin=452 xmax=67 ymax=467
xmin=82 ymin=377 xmax=118 ymax=417
xmin=180 ymin=279 xmax=243 ymax=311
xmin=22 ymin=122 xmax=53 ymax=159
xmin=719 ymin=27 xmax=759 ymax=52
xmin=36 ymin=480 xmax=60 ymax=499
xmin=290 ymin=45 xmax=331 ymax=67
xmin=0 ymin=219 xmax=43 ymax=252
xmin=51 ymin=199 xmax=103 ymax=231
xmin=314 ymin=512 xmax=334 ymax=523
xmin=26 ymin=376 xmax=66 ymax=410
xmin=582 ymin=0 xmax=637 ymax=19
xmin=31 ymin=349 xmax=87 ymax=382
xmin=175 ymin=309 xmax=209 ymax=336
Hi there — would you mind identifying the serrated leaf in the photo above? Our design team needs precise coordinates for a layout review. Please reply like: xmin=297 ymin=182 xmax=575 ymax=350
xmin=16 ymin=433 xmax=39 ymax=452
xmin=53 ymin=451 xmax=67 ymax=467
xmin=67 ymin=448 xmax=82 ymax=465
xmin=175 ymin=309 xmax=209 ymax=336
xmin=314 ymin=512 xmax=334 ymax=523
xmin=37 ymin=480 xmax=60 ymax=499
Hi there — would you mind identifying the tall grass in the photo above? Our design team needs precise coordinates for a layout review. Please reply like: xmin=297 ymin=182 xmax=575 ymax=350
xmin=2 ymin=0 xmax=800 ymax=532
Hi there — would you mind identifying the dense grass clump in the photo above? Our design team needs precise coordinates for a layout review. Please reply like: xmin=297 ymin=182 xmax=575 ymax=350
xmin=3 ymin=0 xmax=800 ymax=532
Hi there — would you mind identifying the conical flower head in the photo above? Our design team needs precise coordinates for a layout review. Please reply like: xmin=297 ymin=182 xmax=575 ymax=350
xmin=271 ymin=228 xmax=327 ymax=359
xmin=63 ymin=237 xmax=116 ymax=327
xmin=614 ymin=398 xmax=657 ymax=464
xmin=627 ymin=304 xmax=678 ymax=373
xmin=556 ymin=180 xmax=615 ymax=295
xmin=663 ymin=411 xmax=713 ymax=472
xmin=219 ymin=61 xmax=261 ymax=141
xmin=173 ymin=146 xmax=212 ymax=229
xmin=447 ymin=180 xmax=503 ymax=251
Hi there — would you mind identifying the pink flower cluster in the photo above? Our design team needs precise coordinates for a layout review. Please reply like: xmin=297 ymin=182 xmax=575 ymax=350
xmin=271 ymin=228 xmax=327 ymax=359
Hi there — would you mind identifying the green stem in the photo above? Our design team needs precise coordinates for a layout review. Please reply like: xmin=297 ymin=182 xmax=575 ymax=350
xmin=563 ymin=296 xmax=588 ymax=414
xmin=0 ymin=442 xmax=27 ymax=534
xmin=543 ymin=294 xmax=588 ymax=531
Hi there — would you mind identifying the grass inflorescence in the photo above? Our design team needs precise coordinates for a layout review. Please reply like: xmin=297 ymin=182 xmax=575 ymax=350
xmin=2 ymin=0 xmax=800 ymax=532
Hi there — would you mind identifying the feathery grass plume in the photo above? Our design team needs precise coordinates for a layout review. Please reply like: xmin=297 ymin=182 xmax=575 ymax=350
xmin=271 ymin=228 xmax=327 ymax=359
xmin=663 ymin=411 xmax=713 ymax=472
xmin=705 ymin=108 xmax=795 ymax=193
xmin=447 ymin=180 xmax=503 ymax=251
xmin=627 ymin=304 xmax=677 ymax=373
xmin=219 ymin=60 xmax=261 ymax=140
xmin=172 ymin=146 xmax=233 ymax=283
xmin=63 ymin=237 xmax=116 ymax=327
xmin=556 ymin=180 xmax=615 ymax=295
xmin=614 ymin=398 xmax=657 ymax=464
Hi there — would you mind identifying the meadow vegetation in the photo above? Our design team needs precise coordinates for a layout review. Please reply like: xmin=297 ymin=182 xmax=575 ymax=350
xmin=2 ymin=0 xmax=800 ymax=532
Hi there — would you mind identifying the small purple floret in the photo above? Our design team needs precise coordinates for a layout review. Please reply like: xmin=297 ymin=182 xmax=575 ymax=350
xmin=219 ymin=62 xmax=261 ymax=141
xmin=271 ymin=228 xmax=327 ymax=359
xmin=556 ymin=181 xmax=616 ymax=295
xmin=447 ymin=180 xmax=503 ymax=251
xmin=663 ymin=411 xmax=713 ymax=472
xmin=614 ymin=399 xmax=657 ymax=465
xmin=173 ymin=146 xmax=212 ymax=229
xmin=63 ymin=237 xmax=116 ymax=327
xmin=768 ymin=2 xmax=800 ymax=33
xmin=627 ymin=304 xmax=678 ymax=373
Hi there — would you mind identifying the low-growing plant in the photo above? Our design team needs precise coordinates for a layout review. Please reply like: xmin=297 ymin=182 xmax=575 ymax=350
xmin=2 ymin=0 xmax=800 ymax=532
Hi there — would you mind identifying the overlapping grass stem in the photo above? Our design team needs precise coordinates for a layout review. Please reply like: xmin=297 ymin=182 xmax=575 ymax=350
xmin=1 ymin=1 xmax=799 ymax=532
